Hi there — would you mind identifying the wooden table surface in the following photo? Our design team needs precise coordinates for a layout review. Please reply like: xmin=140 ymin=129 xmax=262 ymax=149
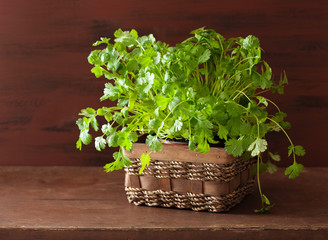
xmin=0 ymin=167 xmax=327 ymax=239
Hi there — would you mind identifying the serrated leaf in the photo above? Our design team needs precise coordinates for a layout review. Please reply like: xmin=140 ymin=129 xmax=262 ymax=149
xmin=76 ymin=118 xmax=87 ymax=131
xmin=130 ymin=29 xmax=138 ymax=39
xmin=98 ymin=107 xmax=113 ymax=122
xmin=80 ymin=108 xmax=96 ymax=117
xmin=288 ymin=145 xmax=293 ymax=157
xmin=149 ymin=119 xmax=162 ymax=129
xmin=294 ymin=145 xmax=306 ymax=156
xmin=117 ymin=129 xmax=133 ymax=151
xmin=266 ymin=160 xmax=278 ymax=174
xmin=90 ymin=117 xmax=99 ymax=131
xmin=114 ymin=29 xmax=138 ymax=47
xmin=172 ymin=118 xmax=183 ymax=132
xmin=92 ymin=37 xmax=110 ymax=46
xmin=129 ymin=91 xmax=137 ymax=108
xmin=146 ymin=135 xmax=162 ymax=152
xmin=76 ymin=138 xmax=82 ymax=150
xmin=188 ymin=138 xmax=197 ymax=151
xmin=155 ymin=95 xmax=170 ymax=110
xmin=100 ymin=83 xmax=120 ymax=101
xmin=95 ymin=136 xmax=106 ymax=151
xmin=226 ymin=101 xmax=244 ymax=118
xmin=198 ymin=49 xmax=211 ymax=64
xmin=129 ymin=131 xmax=138 ymax=142
xmin=285 ymin=162 xmax=304 ymax=179
xmin=168 ymin=96 xmax=180 ymax=111
xmin=104 ymin=151 xmax=130 ymax=172
xmin=80 ymin=130 xmax=92 ymax=145
xmin=248 ymin=138 xmax=268 ymax=157
xmin=139 ymin=153 xmax=151 ymax=174
xmin=268 ymin=152 xmax=281 ymax=161
xmin=242 ymin=35 xmax=260 ymax=50
xmin=196 ymin=140 xmax=210 ymax=153
xmin=217 ymin=124 xmax=229 ymax=141
xmin=107 ymin=132 xmax=119 ymax=147
xmin=225 ymin=138 xmax=244 ymax=157
xmin=101 ymin=124 xmax=113 ymax=135
xmin=91 ymin=65 xmax=103 ymax=78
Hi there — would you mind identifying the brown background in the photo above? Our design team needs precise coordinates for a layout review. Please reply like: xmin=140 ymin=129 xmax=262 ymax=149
xmin=0 ymin=0 xmax=327 ymax=167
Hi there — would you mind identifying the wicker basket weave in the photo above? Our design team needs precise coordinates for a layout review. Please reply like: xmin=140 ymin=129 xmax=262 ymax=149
xmin=123 ymin=143 xmax=255 ymax=212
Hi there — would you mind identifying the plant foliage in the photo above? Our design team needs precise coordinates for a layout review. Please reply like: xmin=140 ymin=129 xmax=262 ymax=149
xmin=76 ymin=28 xmax=305 ymax=213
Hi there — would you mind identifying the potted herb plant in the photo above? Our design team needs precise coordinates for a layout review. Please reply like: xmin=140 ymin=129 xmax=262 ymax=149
xmin=76 ymin=28 xmax=305 ymax=213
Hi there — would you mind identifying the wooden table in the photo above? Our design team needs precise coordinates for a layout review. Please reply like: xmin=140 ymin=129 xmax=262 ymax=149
xmin=0 ymin=167 xmax=327 ymax=239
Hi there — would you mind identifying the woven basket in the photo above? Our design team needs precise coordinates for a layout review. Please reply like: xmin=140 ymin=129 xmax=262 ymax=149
xmin=123 ymin=143 xmax=255 ymax=212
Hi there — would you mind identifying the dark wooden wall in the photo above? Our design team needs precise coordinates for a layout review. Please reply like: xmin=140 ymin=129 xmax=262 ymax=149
xmin=0 ymin=0 xmax=327 ymax=166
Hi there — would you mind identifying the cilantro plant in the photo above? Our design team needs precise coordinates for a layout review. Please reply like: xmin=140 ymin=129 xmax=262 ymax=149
xmin=76 ymin=28 xmax=305 ymax=213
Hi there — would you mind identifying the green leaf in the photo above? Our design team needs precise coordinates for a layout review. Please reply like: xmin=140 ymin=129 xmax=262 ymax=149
xmin=266 ymin=160 xmax=278 ymax=174
xmin=294 ymin=145 xmax=306 ymax=156
xmin=90 ymin=117 xmax=99 ymax=131
xmin=248 ymin=138 xmax=268 ymax=157
xmin=76 ymin=138 xmax=82 ymax=150
xmin=95 ymin=136 xmax=106 ymax=151
xmin=212 ymin=104 xmax=229 ymax=125
xmin=130 ymin=29 xmax=139 ymax=39
xmin=93 ymin=37 xmax=110 ymax=46
xmin=91 ymin=65 xmax=103 ymax=78
xmin=114 ymin=29 xmax=138 ymax=47
xmin=139 ymin=153 xmax=151 ymax=174
xmin=285 ymin=162 xmax=304 ymax=179
xmin=256 ymin=96 xmax=268 ymax=107
xmin=146 ymin=135 xmax=162 ymax=152
xmin=198 ymin=49 xmax=211 ymax=64
xmin=188 ymin=138 xmax=197 ymax=151
xmin=100 ymin=83 xmax=120 ymax=101
xmin=137 ymin=72 xmax=154 ymax=94
xmin=101 ymin=123 xmax=113 ymax=135
xmin=194 ymin=117 xmax=215 ymax=152
xmin=261 ymin=194 xmax=270 ymax=205
xmin=129 ymin=131 xmax=138 ymax=142
xmin=117 ymin=128 xmax=134 ymax=151
xmin=107 ymin=132 xmax=119 ymax=147
xmin=225 ymin=138 xmax=244 ymax=157
xmin=122 ymin=154 xmax=132 ymax=167
xmin=155 ymin=95 xmax=170 ymax=110
xmin=98 ymin=107 xmax=113 ymax=122
xmin=149 ymin=119 xmax=162 ymax=129
xmin=80 ymin=130 xmax=92 ymax=145
xmin=168 ymin=96 xmax=180 ymax=111
xmin=242 ymin=35 xmax=259 ymax=51
xmin=104 ymin=151 xmax=131 ymax=172
xmin=76 ymin=118 xmax=88 ymax=131
xmin=196 ymin=141 xmax=210 ymax=153
xmin=217 ymin=124 xmax=229 ymax=141
xmin=226 ymin=101 xmax=244 ymax=118
xmin=118 ymin=98 xmax=129 ymax=107
xmin=80 ymin=108 xmax=96 ymax=117
xmin=226 ymin=117 xmax=244 ymax=137
xmin=172 ymin=118 xmax=183 ymax=132
xmin=288 ymin=145 xmax=294 ymax=157
xmin=268 ymin=152 xmax=281 ymax=162
xmin=254 ymin=204 xmax=275 ymax=214
xmin=129 ymin=91 xmax=137 ymax=108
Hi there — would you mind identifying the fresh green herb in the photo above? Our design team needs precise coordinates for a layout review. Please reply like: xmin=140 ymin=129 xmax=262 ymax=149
xmin=76 ymin=28 xmax=305 ymax=213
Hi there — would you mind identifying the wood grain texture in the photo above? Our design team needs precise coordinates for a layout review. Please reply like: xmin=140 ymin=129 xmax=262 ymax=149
xmin=0 ymin=0 xmax=327 ymax=166
xmin=0 ymin=166 xmax=327 ymax=239
xmin=123 ymin=143 xmax=235 ymax=164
